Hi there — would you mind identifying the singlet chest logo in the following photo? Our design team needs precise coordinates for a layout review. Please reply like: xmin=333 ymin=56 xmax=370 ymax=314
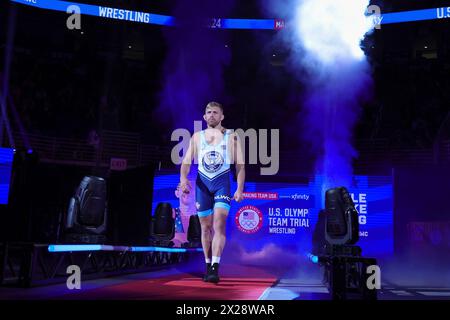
xmin=202 ymin=151 xmax=224 ymax=173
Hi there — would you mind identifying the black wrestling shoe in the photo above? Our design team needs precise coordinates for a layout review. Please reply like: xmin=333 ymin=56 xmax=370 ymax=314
xmin=205 ymin=263 xmax=220 ymax=283
xmin=203 ymin=263 xmax=211 ymax=282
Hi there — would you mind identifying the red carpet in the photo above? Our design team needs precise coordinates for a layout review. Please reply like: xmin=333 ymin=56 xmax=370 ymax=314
xmin=63 ymin=265 xmax=277 ymax=300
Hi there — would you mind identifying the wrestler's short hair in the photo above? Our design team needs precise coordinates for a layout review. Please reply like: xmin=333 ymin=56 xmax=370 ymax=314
xmin=205 ymin=101 xmax=223 ymax=113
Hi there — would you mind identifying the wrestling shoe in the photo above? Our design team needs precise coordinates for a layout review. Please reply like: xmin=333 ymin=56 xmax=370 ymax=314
xmin=205 ymin=263 xmax=220 ymax=283
xmin=203 ymin=263 xmax=211 ymax=282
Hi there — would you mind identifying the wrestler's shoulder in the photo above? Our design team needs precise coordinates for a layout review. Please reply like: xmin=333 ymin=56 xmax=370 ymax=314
xmin=191 ymin=131 xmax=201 ymax=141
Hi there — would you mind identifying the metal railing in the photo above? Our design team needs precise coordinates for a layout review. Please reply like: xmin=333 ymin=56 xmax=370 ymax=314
xmin=6 ymin=131 xmax=450 ymax=169
xmin=9 ymin=130 xmax=172 ymax=168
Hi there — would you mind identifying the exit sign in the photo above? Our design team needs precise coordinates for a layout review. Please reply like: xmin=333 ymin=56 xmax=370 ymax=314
xmin=110 ymin=158 xmax=127 ymax=171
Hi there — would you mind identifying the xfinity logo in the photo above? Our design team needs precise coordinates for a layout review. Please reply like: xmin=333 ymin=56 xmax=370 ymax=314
xmin=290 ymin=194 xmax=309 ymax=201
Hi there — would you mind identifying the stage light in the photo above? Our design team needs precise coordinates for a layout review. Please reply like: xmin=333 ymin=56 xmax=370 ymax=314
xmin=325 ymin=187 xmax=359 ymax=246
xmin=307 ymin=253 xmax=319 ymax=264
xmin=63 ymin=176 xmax=108 ymax=244
xmin=149 ymin=202 xmax=175 ymax=247
xmin=182 ymin=214 xmax=202 ymax=248
xmin=313 ymin=187 xmax=378 ymax=300
xmin=27 ymin=149 xmax=33 ymax=154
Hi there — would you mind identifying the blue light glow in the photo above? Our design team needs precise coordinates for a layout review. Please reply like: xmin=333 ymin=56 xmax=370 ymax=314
xmin=221 ymin=19 xmax=277 ymax=30
xmin=47 ymin=244 xmax=203 ymax=253
xmin=48 ymin=245 xmax=102 ymax=252
xmin=131 ymin=246 xmax=185 ymax=253
xmin=306 ymin=253 xmax=319 ymax=264
xmin=382 ymin=7 xmax=450 ymax=25
xmin=0 ymin=148 xmax=14 ymax=204
xmin=131 ymin=246 xmax=203 ymax=253
xmin=9 ymin=0 xmax=278 ymax=29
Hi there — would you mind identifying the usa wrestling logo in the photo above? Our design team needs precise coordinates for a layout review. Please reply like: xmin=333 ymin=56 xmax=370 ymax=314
xmin=202 ymin=151 xmax=224 ymax=173
xmin=235 ymin=205 xmax=263 ymax=234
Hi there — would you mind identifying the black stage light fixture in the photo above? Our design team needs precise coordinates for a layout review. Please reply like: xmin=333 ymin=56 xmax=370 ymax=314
xmin=313 ymin=187 xmax=378 ymax=300
xmin=64 ymin=176 xmax=108 ymax=244
xmin=182 ymin=214 xmax=201 ymax=248
xmin=149 ymin=202 xmax=175 ymax=247
xmin=325 ymin=187 xmax=359 ymax=246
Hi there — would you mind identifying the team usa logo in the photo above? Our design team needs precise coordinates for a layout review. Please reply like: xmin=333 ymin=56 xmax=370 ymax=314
xmin=202 ymin=151 xmax=224 ymax=173
xmin=235 ymin=205 xmax=263 ymax=234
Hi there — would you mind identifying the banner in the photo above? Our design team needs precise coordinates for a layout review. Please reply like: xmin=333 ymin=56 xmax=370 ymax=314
xmin=11 ymin=0 xmax=450 ymax=28
xmin=152 ymin=169 xmax=393 ymax=257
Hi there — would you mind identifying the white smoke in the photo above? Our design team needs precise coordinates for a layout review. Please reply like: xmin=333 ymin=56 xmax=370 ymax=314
xmin=295 ymin=0 xmax=374 ymax=65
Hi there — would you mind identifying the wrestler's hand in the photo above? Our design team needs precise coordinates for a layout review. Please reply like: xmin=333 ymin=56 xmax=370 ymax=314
xmin=233 ymin=190 xmax=244 ymax=202
xmin=179 ymin=179 xmax=192 ymax=194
